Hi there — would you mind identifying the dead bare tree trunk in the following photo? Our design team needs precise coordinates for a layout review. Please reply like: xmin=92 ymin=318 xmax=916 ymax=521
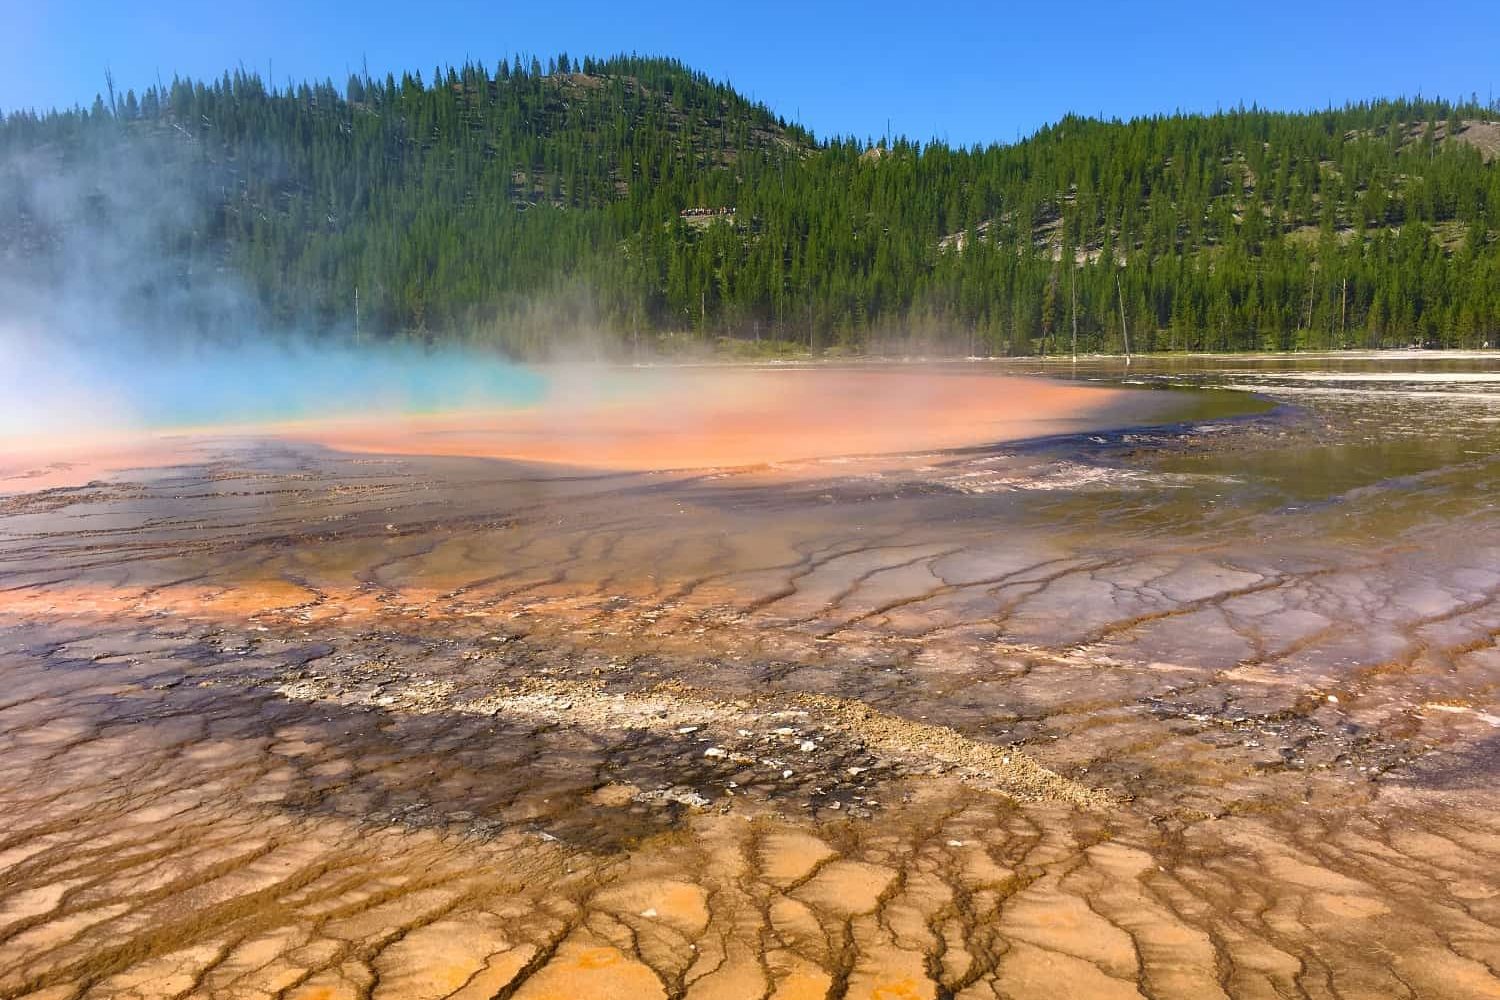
xmin=1305 ymin=269 xmax=1316 ymax=334
xmin=1071 ymin=268 xmax=1078 ymax=363
xmin=1340 ymin=276 xmax=1348 ymax=347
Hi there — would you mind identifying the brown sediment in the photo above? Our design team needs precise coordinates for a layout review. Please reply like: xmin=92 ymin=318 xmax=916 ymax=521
xmin=267 ymin=673 xmax=1107 ymax=808
xmin=3 ymin=362 xmax=1500 ymax=997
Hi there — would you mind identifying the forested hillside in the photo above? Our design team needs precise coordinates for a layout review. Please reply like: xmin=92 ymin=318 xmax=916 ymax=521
xmin=3 ymin=54 xmax=1498 ymax=355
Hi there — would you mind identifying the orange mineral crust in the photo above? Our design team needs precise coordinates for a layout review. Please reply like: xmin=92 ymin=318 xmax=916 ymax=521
xmin=0 ymin=435 xmax=206 ymax=491
xmin=273 ymin=367 xmax=1172 ymax=471
xmin=13 ymin=360 xmax=1500 ymax=999
xmin=2 ymin=367 xmax=1173 ymax=491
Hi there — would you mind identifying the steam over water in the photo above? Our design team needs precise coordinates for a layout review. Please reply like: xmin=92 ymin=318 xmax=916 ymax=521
xmin=0 ymin=131 xmax=544 ymax=452
xmin=0 ymin=335 xmax=547 ymax=441
xmin=4 ymin=357 xmax=1500 ymax=999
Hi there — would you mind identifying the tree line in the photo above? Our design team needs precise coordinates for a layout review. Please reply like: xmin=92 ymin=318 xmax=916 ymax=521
xmin=2 ymin=54 xmax=1497 ymax=354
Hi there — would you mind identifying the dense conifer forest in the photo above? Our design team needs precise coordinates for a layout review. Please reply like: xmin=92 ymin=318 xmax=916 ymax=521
xmin=3 ymin=54 xmax=1498 ymax=355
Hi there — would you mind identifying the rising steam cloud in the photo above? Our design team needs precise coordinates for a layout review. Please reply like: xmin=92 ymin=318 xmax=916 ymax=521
xmin=0 ymin=125 xmax=545 ymax=446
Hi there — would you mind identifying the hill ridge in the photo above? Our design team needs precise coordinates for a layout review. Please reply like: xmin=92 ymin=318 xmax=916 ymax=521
xmin=1 ymin=55 xmax=1497 ymax=354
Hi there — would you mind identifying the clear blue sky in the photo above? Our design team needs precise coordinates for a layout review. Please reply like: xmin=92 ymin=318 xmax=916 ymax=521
xmin=4 ymin=0 xmax=1498 ymax=146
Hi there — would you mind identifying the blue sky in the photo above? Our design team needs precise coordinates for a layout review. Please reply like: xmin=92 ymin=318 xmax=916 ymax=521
xmin=4 ymin=0 xmax=1497 ymax=146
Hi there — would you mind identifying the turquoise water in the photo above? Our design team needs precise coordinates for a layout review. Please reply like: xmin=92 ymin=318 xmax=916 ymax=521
xmin=1 ymin=340 xmax=550 ymax=438
xmin=135 ymin=344 xmax=550 ymax=426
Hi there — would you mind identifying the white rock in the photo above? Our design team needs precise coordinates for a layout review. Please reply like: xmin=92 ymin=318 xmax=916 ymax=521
xmin=782 ymin=769 xmax=794 ymax=779
xmin=799 ymin=741 xmax=817 ymax=752
xmin=947 ymin=839 xmax=965 ymax=847
xmin=704 ymin=747 xmax=727 ymax=758
xmin=640 ymin=908 xmax=658 ymax=918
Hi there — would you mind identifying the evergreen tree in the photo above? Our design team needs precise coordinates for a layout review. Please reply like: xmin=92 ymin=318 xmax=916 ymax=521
xmin=0 ymin=57 xmax=1494 ymax=356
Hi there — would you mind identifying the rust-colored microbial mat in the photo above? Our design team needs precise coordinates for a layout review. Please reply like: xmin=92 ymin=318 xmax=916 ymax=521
xmin=4 ymin=361 xmax=1500 ymax=999
xmin=276 ymin=366 xmax=1174 ymax=470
